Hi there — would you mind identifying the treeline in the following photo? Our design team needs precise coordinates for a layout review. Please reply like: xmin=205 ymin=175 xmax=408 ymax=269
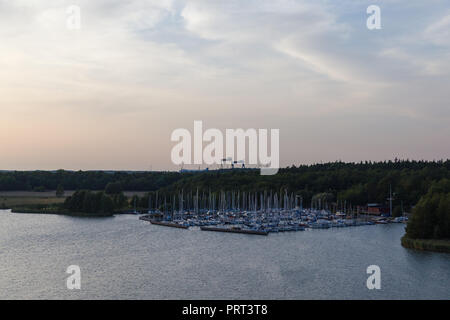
xmin=0 ymin=160 xmax=449 ymax=211
xmin=405 ymin=179 xmax=450 ymax=240
xmin=0 ymin=170 xmax=181 ymax=191
xmin=63 ymin=190 xmax=128 ymax=214
xmin=157 ymin=160 xmax=450 ymax=211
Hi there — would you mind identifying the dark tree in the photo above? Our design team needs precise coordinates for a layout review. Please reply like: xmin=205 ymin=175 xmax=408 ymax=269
xmin=105 ymin=182 xmax=123 ymax=195
xmin=56 ymin=184 xmax=65 ymax=198
xmin=405 ymin=179 xmax=450 ymax=239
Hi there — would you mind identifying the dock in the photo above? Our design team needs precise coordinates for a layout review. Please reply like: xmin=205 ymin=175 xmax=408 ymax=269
xmin=200 ymin=226 xmax=268 ymax=236
xmin=140 ymin=216 xmax=189 ymax=229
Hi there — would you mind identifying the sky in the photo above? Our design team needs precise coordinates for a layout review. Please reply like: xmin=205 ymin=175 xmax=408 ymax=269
xmin=0 ymin=0 xmax=449 ymax=170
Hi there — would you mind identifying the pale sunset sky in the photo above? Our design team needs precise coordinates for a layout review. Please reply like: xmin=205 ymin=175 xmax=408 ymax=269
xmin=0 ymin=0 xmax=449 ymax=170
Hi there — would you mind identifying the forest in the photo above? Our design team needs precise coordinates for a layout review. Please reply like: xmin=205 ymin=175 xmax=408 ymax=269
xmin=404 ymin=178 xmax=450 ymax=240
xmin=1 ymin=160 xmax=449 ymax=212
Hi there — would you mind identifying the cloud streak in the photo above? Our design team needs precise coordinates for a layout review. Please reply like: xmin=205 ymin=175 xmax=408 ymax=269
xmin=0 ymin=0 xmax=449 ymax=170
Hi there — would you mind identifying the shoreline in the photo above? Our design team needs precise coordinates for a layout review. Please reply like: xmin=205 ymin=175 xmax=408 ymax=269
xmin=401 ymin=236 xmax=450 ymax=253
xmin=10 ymin=208 xmax=114 ymax=217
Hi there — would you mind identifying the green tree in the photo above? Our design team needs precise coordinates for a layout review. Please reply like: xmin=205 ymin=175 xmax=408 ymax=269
xmin=56 ymin=184 xmax=65 ymax=198
xmin=392 ymin=205 xmax=403 ymax=217
xmin=105 ymin=182 xmax=123 ymax=195
xmin=111 ymin=192 xmax=128 ymax=209
xmin=405 ymin=179 xmax=450 ymax=239
xmin=64 ymin=190 xmax=118 ymax=214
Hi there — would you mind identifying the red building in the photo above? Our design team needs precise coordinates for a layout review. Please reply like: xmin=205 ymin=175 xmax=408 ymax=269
xmin=367 ymin=203 xmax=390 ymax=215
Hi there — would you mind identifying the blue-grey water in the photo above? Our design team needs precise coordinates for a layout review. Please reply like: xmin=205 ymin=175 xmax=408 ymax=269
xmin=0 ymin=209 xmax=449 ymax=300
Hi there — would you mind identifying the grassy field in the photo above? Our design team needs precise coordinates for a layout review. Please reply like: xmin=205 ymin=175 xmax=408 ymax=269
xmin=0 ymin=191 xmax=147 ymax=209
xmin=0 ymin=196 xmax=65 ymax=209
xmin=0 ymin=191 xmax=75 ymax=198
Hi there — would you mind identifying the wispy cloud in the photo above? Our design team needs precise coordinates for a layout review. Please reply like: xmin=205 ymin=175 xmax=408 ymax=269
xmin=0 ymin=0 xmax=449 ymax=169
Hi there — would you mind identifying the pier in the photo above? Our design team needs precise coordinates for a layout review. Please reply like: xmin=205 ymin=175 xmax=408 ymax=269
xmin=200 ymin=226 xmax=268 ymax=236
xmin=139 ymin=215 xmax=189 ymax=229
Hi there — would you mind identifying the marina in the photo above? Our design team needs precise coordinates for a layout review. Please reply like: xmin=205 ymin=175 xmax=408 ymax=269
xmin=138 ymin=189 xmax=407 ymax=235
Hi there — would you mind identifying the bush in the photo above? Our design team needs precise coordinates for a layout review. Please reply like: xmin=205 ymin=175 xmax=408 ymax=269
xmin=64 ymin=190 xmax=117 ymax=214
xmin=405 ymin=179 xmax=450 ymax=239
xmin=105 ymin=182 xmax=123 ymax=195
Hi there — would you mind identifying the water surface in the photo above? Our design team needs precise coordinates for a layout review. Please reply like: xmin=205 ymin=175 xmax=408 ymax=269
xmin=0 ymin=210 xmax=449 ymax=299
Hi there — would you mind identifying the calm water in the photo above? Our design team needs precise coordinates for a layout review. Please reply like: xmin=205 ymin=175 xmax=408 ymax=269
xmin=0 ymin=209 xmax=449 ymax=300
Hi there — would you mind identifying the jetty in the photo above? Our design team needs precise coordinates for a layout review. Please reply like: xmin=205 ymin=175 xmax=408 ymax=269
xmin=200 ymin=226 xmax=268 ymax=236
xmin=139 ymin=215 xmax=189 ymax=229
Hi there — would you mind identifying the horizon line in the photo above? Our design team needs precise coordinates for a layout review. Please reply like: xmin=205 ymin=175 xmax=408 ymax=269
xmin=1 ymin=158 xmax=449 ymax=173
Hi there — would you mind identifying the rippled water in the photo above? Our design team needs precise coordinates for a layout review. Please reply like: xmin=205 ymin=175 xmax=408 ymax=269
xmin=0 ymin=209 xmax=449 ymax=299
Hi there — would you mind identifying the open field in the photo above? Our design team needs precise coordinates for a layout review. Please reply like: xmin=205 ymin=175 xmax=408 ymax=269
xmin=0 ymin=191 xmax=75 ymax=198
xmin=0 ymin=196 xmax=65 ymax=208
xmin=0 ymin=191 xmax=148 ymax=197
xmin=0 ymin=191 xmax=147 ymax=209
